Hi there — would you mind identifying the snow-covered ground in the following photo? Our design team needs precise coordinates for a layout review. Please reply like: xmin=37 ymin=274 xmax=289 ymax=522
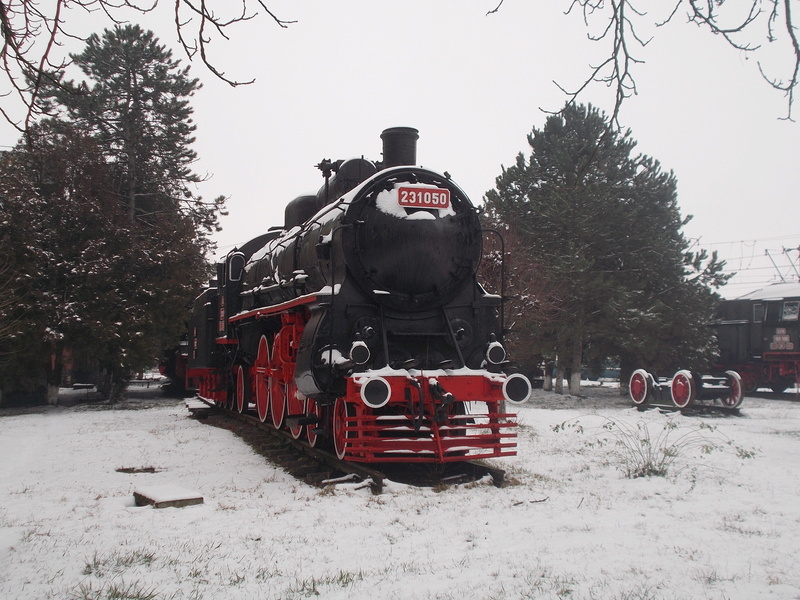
xmin=1 ymin=384 xmax=799 ymax=600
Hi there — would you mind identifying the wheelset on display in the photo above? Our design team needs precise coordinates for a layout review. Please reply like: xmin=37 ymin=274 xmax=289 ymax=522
xmin=628 ymin=368 xmax=744 ymax=411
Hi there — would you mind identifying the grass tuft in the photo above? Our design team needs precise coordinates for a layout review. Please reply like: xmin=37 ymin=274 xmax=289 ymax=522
xmin=552 ymin=416 xmax=757 ymax=479
xmin=70 ymin=579 xmax=160 ymax=600
xmin=82 ymin=549 xmax=156 ymax=578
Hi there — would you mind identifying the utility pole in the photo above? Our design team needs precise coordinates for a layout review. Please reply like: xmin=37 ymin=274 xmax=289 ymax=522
xmin=785 ymin=246 xmax=800 ymax=281
xmin=765 ymin=249 xmax=787 ymax=282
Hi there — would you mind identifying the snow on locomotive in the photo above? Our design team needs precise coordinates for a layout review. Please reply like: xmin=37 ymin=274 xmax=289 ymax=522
xmin=182 ymin=128 xmax=531 ymax=463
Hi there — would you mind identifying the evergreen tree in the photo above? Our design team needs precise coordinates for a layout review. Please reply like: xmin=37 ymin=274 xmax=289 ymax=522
xmin=0 ymin=124 xmax=129 ymax=401
xmin=484 ymin=104 xmax=729 ymax=394
xmin=0 ymin=26 xmax=222 ymax=402
xmin=43 ymin=26 xmax=222 ymax=394
xmin=39 ymin=24 xmax=224 ymax=236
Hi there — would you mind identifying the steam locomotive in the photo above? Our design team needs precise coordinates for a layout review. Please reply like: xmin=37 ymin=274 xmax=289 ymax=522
xmin=176 ymin=128 xmax=531 ymax=463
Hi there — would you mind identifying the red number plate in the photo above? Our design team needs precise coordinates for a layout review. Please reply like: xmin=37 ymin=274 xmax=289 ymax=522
xmin=398 ymin=187 xmax=451 ymax=209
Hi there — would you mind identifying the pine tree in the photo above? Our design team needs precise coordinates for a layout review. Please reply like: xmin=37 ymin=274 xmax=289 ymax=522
xmin=39 ymin=24 xmax=224 ymax=236
xmin=0 ymin=124 xmax=129 ymax=401
xmin=41 ymin=26 xmax=222 ymax=397
xmin=484 ymin=104 xmax=729 ymax=394
xmin=0 ymin=26 xmax=223 ymax=402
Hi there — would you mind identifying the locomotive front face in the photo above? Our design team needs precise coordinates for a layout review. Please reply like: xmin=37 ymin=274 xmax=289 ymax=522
xmin=290 ymin=165 xmax=503 ymax=397
xmin=339 ymin=168 xmax=482 ymax=312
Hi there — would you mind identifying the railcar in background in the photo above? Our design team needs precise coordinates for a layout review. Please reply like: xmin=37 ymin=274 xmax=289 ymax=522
xmin=628 ymin=282 xmax=800 ymax=409
xmin=715 ymin=282 xmax=800 ymax=393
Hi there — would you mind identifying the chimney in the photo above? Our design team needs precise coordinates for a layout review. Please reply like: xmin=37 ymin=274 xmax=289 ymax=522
xmin=380 ymin=127 xmax=419 ymax=168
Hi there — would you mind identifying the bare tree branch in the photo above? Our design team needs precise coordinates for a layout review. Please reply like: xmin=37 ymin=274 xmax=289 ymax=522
xmin=670 ymin=0 xmax=797 ymax=121
xmin=553 ymin=0 xmax=648 ymax=128
xmin=0 ymin=0 xmax=295 ymax=131
xmin=758 ymin=0 xmax=800 ymax=120
xmin=4 ymin=2 xmax=799 ymax=133
xmin=678 ymin=0 xmax=762 ymax=50
xmin=490 ymin=0 xmax=800 ymax=125
xmin=486 ymin=0 xmax=505 ymax=16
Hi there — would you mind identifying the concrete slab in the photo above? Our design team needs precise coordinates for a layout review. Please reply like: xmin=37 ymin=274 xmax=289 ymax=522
xmin=185 ymin=398 xmax=210 ymax=411
xmin=133 ymin=485 xmax=204 ymax=509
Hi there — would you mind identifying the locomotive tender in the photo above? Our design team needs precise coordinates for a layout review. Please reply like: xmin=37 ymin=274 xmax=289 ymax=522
xmin=183 ymin=128 xmax=531 ymax=463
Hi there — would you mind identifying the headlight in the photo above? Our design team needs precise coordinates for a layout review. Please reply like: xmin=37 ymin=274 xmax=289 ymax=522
xmin=350 ymin=340 xmax=370 ymax=365
xmin=360 ymin=376 xmax=391 ymax=409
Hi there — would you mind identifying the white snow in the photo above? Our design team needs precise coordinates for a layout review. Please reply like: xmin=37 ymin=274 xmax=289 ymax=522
xmin=319 ymin=347 xmax=349 ymax=366
xmin=736 ymin=281 xmax=800 ymax=301
xmin=1 ymin=385 xmax=799 ymax=599
xmin=317 ymin=284 xmax=341 ymax=296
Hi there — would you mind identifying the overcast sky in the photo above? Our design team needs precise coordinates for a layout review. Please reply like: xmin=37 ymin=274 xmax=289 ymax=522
xmin=3 ymin=1 xmax=798 ymax=298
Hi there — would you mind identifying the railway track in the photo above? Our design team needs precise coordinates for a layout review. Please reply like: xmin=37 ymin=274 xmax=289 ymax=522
xmin=186 ymin=398 xmax=507 ymax=494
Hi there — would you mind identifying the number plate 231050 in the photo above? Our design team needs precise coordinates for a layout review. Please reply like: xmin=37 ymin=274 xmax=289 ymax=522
xmin=397 ymin=187 xmax=451 ymax=209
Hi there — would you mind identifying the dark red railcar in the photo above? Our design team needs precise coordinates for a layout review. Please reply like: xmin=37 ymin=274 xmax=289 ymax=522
xmin=628 ymin=282 xmax=800 ymax=410
xmin=715 ymin=282 xmax=800 ymax=393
